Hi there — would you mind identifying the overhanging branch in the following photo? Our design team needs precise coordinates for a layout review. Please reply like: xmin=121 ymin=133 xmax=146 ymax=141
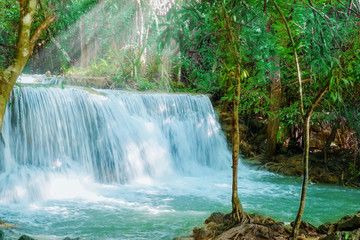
xmin=30 ymin=14 xmax=57 ymax=51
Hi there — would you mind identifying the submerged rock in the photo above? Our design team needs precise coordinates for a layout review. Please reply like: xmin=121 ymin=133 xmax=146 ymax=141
xmin=18 ymin=235 xmax=36 ymax=240
xmin=0 ymin=230 xmax=4 ymax=240
xmin=63 ymin=237 xmax=83 ymax=240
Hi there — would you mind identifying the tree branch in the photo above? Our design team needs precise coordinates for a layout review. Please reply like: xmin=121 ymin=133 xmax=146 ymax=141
xmin=301 ymin=0 xmax=349 ymax=60
xmin=305 ymin=79 xmax=330 ymax=118
xmin=337 ymin=0 xmax=360 ymax=17
xmin=30 ymin=14 xmax=57 ymax=52
xmin=0 ymin=43 xmax=16 ymax=50
xmin=272 ymin=0 xmax=305 ymax=117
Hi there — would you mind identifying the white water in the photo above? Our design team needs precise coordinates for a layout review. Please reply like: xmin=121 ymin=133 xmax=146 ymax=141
xmin=0 ymin=83 xmax=359 ymax=239
xmin=1 ymin=85 xmax=229 ymax=202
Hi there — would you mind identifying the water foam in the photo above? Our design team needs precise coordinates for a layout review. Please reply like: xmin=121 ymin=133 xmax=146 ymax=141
xmin=0 ymin=86 xmax=230 ymax=203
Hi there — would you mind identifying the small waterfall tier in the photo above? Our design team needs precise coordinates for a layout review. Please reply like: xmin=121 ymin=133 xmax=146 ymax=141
xmin=0 ymin=86 xmax=230 ymax=202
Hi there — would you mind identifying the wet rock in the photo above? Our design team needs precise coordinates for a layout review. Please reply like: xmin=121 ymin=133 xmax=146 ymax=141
xmin=18 ymin=235 xmax=36 ymax=240
xmin=320 ymin=229 xmax=360 ymax=240
xmin=328 ymin=224 xmax=336 ymax=234
xmin=0 ymin=230 xmax=4 ymax=240
xmin=63 ymin=238 xmax=83 ymax=240
xmin=205 ymin=212 xmax=224 ymax=224
xmin=274 ymin=154 xmax=287 ymax=163
xmin=321 ymin=174 xmax=340 ymax=184
xmin=337 ymin=212 xmax=360 ymax=231
xmin=192 ymin=226 xmax=213 ymax=240
xmin=283 ymin=166 xmax=299 ymax=176
xmin=318 ymin=222 xmax=332 ymax=234
xmin=64 ymin=76 xmax=113 ymax=89
xmin=222 ymin=213 xmax=232 ymax=225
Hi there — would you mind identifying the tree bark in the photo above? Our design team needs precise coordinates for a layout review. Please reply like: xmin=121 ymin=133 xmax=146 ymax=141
xmin=290 ymin=80 xmax=330 ymax=238
xmin=324 ymin=119 xmax=340 ymax=163
xmin=220 ymin=7 xmax=249 ymax=224
xmin=272 ymin=1 xmax=331 ymax=237
xmin=0 ymin=0 xmax=56 ymax=132
xmin=265 ymin=57 xmax=281 ymax=157
xmin=291 ymin=115 xmax=310 ymax=237
xmin=265 ymin=21 xmax=281 ymax=158
xmin=231 ymin=67 xmax=247 ymax=223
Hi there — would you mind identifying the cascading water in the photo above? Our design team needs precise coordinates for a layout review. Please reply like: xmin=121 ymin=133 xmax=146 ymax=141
xmin=0 ymin=85 xmax=230 ymax=203
xmin=0 ymin=79 xmax=359 ymax=240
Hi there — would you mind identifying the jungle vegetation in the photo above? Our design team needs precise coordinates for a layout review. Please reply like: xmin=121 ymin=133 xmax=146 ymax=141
xmin=1 ymin=0 xmax=360 ymax=238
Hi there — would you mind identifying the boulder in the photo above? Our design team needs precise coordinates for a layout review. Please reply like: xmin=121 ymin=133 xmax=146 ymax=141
xmin=318 ymin=222 xmax=332 ymax=234
xmin=192 ymin=226 xmax=212 ymax=240
xmin=18 ymin=235 xmax=36 ymax=240
xmin=205 ymin=212 xmax=224 ymax=224
xmin=337 ymin=212 xmax=360 ymax=231
xmin=320 ymin=231 xmax=343 ymax=240
xmin=319 ymin=173 xmax=340 ymax=184
xmin=320 ymin=229 xmax=360 ymax=240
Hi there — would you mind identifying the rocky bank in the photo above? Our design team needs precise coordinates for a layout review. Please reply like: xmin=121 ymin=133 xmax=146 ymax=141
xmin=215 ymin=106 xmax=360 ymax=188
xmin=176 ymin=211 xmax=360 ymax=240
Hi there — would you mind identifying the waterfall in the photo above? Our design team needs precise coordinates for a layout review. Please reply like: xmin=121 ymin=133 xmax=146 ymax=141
xmin=0 ymin=85 xmax=230 ymax=203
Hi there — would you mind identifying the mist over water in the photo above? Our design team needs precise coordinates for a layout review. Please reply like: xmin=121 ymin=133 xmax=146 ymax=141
xmin=0 ymin=82 xmax=359 ymax=239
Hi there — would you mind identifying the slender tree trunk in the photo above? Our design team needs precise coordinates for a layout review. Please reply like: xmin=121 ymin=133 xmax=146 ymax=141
xmin=291 ymin=115 xmax=310 ymax=237
xmin=222 ymin=4 xmax=248 ymax=221
xmin=290 ymin=80 xmax=330 ymax=238
xmin=272 ymin=1 xmax=331 ymax=237
xmin=231 ymin=68 xmax=247 ymax=223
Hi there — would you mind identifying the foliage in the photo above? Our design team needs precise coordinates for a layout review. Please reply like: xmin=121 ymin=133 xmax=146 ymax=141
xmin=2 ymin=0 xmax=360 ymax=153
xmin=0 ymin=0 xmax=20 ymax=68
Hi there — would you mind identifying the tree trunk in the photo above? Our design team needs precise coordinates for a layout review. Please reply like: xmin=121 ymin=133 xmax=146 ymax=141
xmin=265 ymin=21 xmax=281 ymax=158
xmin=265 ymin=56 xmax=281 ymax=157
xmin=0 ymin=0 xmax=56 ymax=132
xmin=290 ymin=115 xmax=310 ymax=238
xmin=290 ymin=80 xmax=330 ymax=237
xmin=324 ymin=119 xmax=339 ymax=163
xmin=218 ymin=5 xmax=249 ymax=224
xmin=231 ymin=68 xmax=247 ymax=223
xmin=272 ymin=2 xmax=331 ymax=237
